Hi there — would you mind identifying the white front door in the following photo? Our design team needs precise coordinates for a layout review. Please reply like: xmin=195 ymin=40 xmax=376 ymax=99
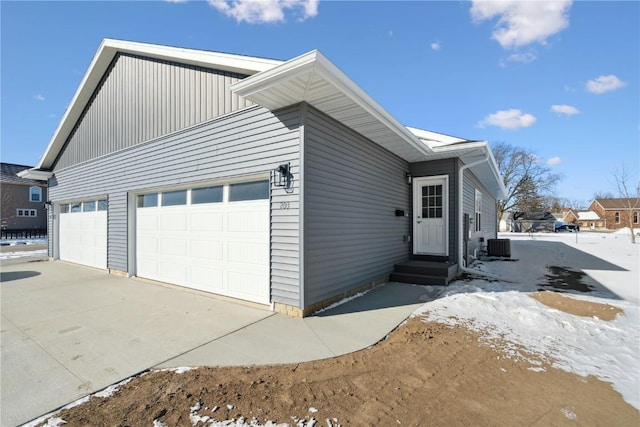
xmin=413 ymin=176 xmax=448 ymax=255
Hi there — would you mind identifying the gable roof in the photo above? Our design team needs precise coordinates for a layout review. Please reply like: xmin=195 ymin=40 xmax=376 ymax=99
xmin=34 ymin=39 xmax=283 ymax=171
xmin=0 ymin=162 xmax=44 ymax=185
xmin=24 ymin=39 xmax=506 ymax=199
xmin=594 ymin=198 xmax=640 ymax=210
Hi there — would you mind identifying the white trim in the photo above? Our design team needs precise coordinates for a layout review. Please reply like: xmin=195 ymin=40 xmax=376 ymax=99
xmin=17 ymin=169 xmax=52 ymax=180
xmin=231 ymin=50 xmax=434 ymax=161
xmin=29 ymin=186 xmax=42 ymax=202
xmin=412 ymin=175 xmax=449 ymax=256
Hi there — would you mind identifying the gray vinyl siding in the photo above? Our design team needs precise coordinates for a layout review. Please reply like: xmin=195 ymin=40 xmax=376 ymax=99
xmin=410 ymin=158 xmax=459 ymax=263
xmin=303 ymin=106 xmax=411 ymax=307
xmin=463 ymin=168 xmax=497 ymax=259
xmin=48 ymin=105 xmax=302 ymax=306
xmin=54 ymin=53 xmax=252 ymax=170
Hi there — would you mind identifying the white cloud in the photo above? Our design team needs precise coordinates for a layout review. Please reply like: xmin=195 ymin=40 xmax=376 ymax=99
xmin=208 ymin=0 xmax=318 ymax=24
xmin=551 ymin=104 xmax=580 ymax=116
xmin=470 ymin=0 xmax=573 ymax=49
xmin=586 ymin=75 xmax=627 ymax=94
xmin=430 ymin=41 xmax=441 ymax=51
xmin=33 ymin=94 xmax=45 ymax=101
xmin=547 ymin=156 xmax=562 ymax=166
xmin=477 ymin=109 xmax=537 ymax=130
xmin=505 ymin=51 xmax=536 ymax=64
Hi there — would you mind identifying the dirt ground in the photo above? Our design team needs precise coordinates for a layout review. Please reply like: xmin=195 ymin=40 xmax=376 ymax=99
xmin=38 ymin=307 xmax=638 ymax=427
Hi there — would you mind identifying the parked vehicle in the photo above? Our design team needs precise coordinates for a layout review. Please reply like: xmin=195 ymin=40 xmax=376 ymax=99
xmin=554 ymin=222 xmax=579 ymax=232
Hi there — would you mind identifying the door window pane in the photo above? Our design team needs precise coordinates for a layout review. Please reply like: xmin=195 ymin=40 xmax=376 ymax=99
xmin=192 ymin=186 xmax=223 ymax=204
xmin=70 ymin=203 xmax=81 ymax=212
xmin=137 ymin=193 xmax=158 ymax=208
xmin=422 ymin=184 xmax=443 ymax=218
xmin=98 ymin=200 xmax=108 ymax=211
xmin=162 ymin=190 xmax=187 ymax=206
xmin=83 ymin=201 xmax=96 ymax=212
xmin=229 ymin=181 xmax=269 ymax=201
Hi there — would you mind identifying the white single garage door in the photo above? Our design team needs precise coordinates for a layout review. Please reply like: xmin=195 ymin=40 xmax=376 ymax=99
xmin=59 ymin=200 xmax=108 ymax=269
xmin=136 ymin=180 xmax=270 ymax=304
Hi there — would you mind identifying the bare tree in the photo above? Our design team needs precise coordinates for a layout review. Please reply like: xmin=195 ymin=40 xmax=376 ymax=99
xmin=492 ymin=142 xmax=561 ymax=223
xmin=611 ymin=164 xmax=640 ymax=243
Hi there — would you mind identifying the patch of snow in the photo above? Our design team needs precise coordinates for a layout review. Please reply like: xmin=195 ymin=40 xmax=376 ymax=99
xmin=313 ymin=290 xmax=372 ymax=314
xmin=308 ymin=407 xmax=318 ymax=413
xmin=0 ymin=238 xmax=47 ymax=246
xmin=415 ymin=232 xmax=640 ymax=409
xmin=561 ymin=408 xmax=577 ymax=420
xmin=41 ymin=417 xmax=66 ymax=427
xmin=153 ymin=420 xmax=167 ymax=427
xmin=94 ymin=377 xmax=133 ymax=398
xmin=21 ymin=397 xmax=90 ymax=427
xmin=0 ymin=249 xmax=47 ymax=259
xmin=159 ymin=366 xmax=197 ymax=374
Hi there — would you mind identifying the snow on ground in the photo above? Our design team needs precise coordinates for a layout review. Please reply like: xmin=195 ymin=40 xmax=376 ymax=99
xmin=0 ymin=238 xmax=48 ymax=260
xmin=415 ymin=231 xmax=640 ymax=409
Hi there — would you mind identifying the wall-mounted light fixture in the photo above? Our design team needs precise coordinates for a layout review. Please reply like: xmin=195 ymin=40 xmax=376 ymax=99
xmin=274 ymin=162 xmax=294 ymax=193
xmin=44 ymin=201 xmax=52 ymax=209
xmin=405 ymin=172 xmax=412 ymax=185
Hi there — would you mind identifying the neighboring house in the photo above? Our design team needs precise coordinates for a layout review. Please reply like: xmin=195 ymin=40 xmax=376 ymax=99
xmin=512 ymin=212 xmax=556 ymax=233
xmin=1 ymin=162 xmax=48 ymax=232
xmin=589 ymin=198 xmax=640 ymax=230
xmin=20 ymin=39 xmax=505 ymax=317
xmin=564 ymin=209 xmax=606 ymax=230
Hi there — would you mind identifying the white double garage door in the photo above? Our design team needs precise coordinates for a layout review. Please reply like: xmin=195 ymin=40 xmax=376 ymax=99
xmin=59 ymin=180 xmax=270 ymax=304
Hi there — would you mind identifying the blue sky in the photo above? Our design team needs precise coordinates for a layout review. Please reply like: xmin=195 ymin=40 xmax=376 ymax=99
xmin=1 ymin=0 xmax=638 ymax=205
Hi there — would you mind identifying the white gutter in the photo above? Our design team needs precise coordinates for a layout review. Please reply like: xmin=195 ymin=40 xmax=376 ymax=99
xmin=17 ymin=169 xmax=53 ymax=181
xmin=458 ymin=153 xmax=489 ymax=272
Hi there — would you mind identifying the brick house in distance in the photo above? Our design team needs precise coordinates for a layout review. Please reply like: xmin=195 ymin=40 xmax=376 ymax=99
xmin=564 ymin=209 xmax=606 ymax=231
xmin=1 ymin=163 xmax=48 ymax=233
xmin=589 ymin=198 xmax=640 ymax=230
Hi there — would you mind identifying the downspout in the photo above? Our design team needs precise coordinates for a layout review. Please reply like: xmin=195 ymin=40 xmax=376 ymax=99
xmin=458 ymin=153 xmax=489 ymax=273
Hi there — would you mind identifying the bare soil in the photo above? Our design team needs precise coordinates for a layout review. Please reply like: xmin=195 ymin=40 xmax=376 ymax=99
xmin=38 ymin=316 xmax=638 ymax=427
xmin=530 ymin=290 xmax=624 ymax=321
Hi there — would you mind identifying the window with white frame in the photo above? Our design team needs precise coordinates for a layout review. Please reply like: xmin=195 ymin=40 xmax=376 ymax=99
xmin=17 ymin=209 xmax=37 ymax=217
xmin=474 ymin=189 xmax=482 ymax=232
xmin=634 ymin=212 xmax=638 ymax=224
xmin=615 ymin=212 xmax=620 ymax=224
xmin=29 ymin=186 xmax=42 ymax=202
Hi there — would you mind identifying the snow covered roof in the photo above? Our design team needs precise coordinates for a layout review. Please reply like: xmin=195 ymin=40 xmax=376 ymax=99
xmin=577 ymin=211 xmax=601 ymax=220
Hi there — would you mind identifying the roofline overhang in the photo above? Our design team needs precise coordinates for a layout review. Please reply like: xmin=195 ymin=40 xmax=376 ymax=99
xmin=17 ymin=168 xmax=53 ymax=181
xmin=231 ymin=50 xmax=434 ymax=160
xmin=35 ymin=38 xmax=283 ymax=171
xmin=432 ymin=142 xmax=507 ymax=199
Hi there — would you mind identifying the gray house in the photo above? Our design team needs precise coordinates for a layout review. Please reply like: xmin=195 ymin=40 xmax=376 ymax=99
xmin=21 ymin=39 xmax=505 ymax=316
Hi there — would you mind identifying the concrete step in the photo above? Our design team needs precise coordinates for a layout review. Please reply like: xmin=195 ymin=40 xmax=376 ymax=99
xmin=389 ymin=272 xmax=448 ymax=286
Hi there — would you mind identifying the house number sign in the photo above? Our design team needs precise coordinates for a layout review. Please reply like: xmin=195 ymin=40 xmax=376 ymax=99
xmin=280 ymin=202 xmax=290 ymax=210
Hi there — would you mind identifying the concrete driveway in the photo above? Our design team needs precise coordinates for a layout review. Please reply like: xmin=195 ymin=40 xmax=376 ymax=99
xmin=1 ymin=259 xmax=273 ymax=427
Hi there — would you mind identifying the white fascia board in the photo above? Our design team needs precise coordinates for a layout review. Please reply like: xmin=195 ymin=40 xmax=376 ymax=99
xmin=17 ymin=169 xmax=53 ymax=181
xmin=231 ymin=50 xmax=433 ymax=158
xmin=405 ymin=126 xmax=467 ymax=147
xmin=37 ymin=39 xmax=282 ymax=170
xmin=433 ymin=142 xmax=506 ymax=199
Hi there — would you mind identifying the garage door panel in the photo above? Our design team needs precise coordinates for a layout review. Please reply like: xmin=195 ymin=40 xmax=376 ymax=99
xmin=136 ymin=189 xmax=269 ymax=304
xmin=59 ymin=210 xmax=107 ymax=270
xmin=190 ymin=266 xmax=224 ymax=291
xmin=228 ymin=242 xmax=268 ymax=264
xmin=191 ymin=213 xmax=223 ymax=232
xmin=160 ymin=238 xmax=187 ymax=256
xmin=160 ymin=214 xmax=187 ymax=231
xmin=190 ymin=240 xmax=223 ymax=261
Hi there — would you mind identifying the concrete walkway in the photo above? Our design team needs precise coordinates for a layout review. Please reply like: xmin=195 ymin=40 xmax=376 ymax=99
xmin=1 ymin=259 xmax=439 ymax=427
